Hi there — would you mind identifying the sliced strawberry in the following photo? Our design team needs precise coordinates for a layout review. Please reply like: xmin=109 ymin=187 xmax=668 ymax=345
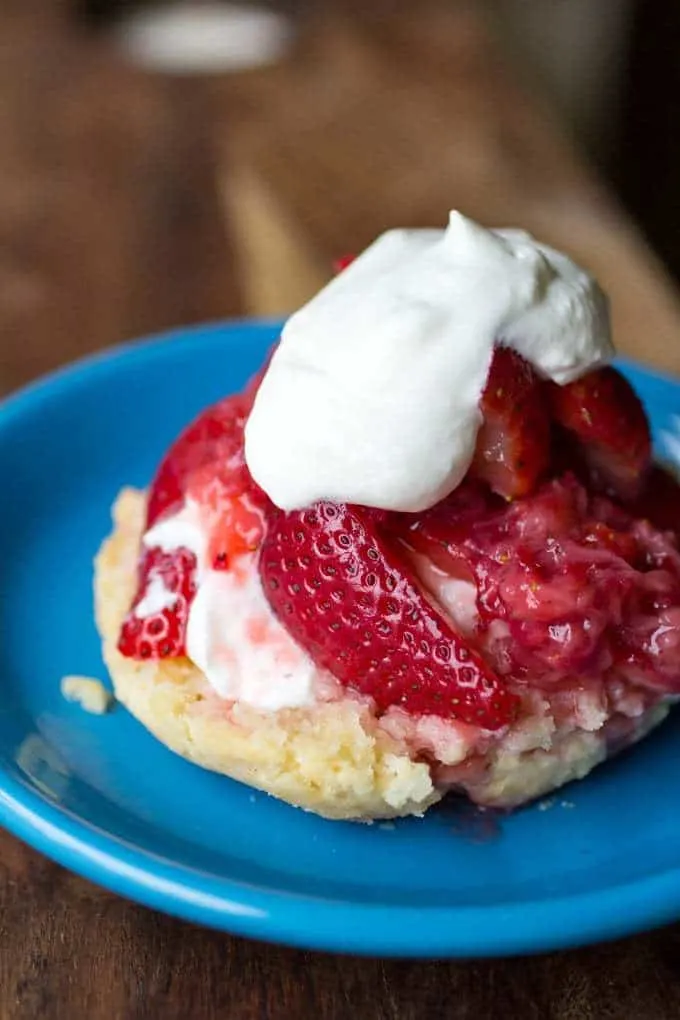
xmin=188 ymin=468 xmax=269 ymax=566
xmin=118 ymin=547 xmax=197 ymax=658
xmin=391 ymin=471 xmax=680 ymax=692
xmin=146 ymin=353 xmax=275 ymax=529
xmin=471 ymin=347 xmax=550 ymax=499
xmin=259 ymin=501 xmax=518 ymax=729
xmin=120 ymin=361 xmax=274 ymax=662
xmin=548 ymin=366 xmax=651 ymax=501
xmin=147 ymin=392 xmax=255 ymax=529
xmin=391 ymin=479 xmax=504 ymax=577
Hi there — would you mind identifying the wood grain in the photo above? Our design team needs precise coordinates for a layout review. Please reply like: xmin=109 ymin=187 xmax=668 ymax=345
xmin=2 ymin=2 xmax=680 ymax=1018
xmin=218 ymin=3 xmax=680 ymax=373
xmin=0 ymin=6 xmax=242 ymax=397
xmin=2 ymin=839 xmax=680 ymax=1020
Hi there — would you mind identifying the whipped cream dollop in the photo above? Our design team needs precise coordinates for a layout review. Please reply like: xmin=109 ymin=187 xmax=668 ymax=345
xmin=144 ymin=501 xmax=318 ymax=710
xmin=245 ymin=211 xmax=613 ymax=513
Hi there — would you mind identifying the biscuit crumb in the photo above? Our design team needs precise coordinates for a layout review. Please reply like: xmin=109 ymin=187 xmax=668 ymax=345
xmin=61 ymin=676 xmax=113 ymax=715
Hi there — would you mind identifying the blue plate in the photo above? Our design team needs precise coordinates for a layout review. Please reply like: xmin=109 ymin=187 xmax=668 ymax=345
xmin=1 ymin=319 xmax=680 ymax=958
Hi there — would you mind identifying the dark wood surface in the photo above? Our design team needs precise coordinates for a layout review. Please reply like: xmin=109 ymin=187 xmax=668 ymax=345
xmin=3 ymin=3 xmax=680 ymax=1017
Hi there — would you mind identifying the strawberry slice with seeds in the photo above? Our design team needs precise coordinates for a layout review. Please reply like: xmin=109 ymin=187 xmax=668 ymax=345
xmin=187 ymin=466 xmax=269 ymax=566
xmin=147 ymin=390 xmax=259 ymax=530
xmin=548 ymin=366 xmax=651 ymax=501
xmin=119 ymin=365 xmax=272 ymax=662
xmin=147 ymin=358 xmax=273 ymax=544
xmin=118 ymin=547 xmax=197 ymax=658
xmin=472 ymin=347 xmax=550 ymax=499
xmin=260 ymin=501 xmax=518 ymax=729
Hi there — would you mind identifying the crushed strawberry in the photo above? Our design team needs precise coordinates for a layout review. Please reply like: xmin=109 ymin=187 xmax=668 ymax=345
xmin=146 ymin=391 xmax=256 ymax=529
xmin=259 ymin=501 xmax=518 ymax=729
xmin=472 ymin=347 xmax=550 ymax=499
xmin=391 ymin=472 xmax=680 ymax=693
xmin=118 ymin=330 xmax=678 ymax=735
xmin=548 ymin=366 xmax=651 ymax=501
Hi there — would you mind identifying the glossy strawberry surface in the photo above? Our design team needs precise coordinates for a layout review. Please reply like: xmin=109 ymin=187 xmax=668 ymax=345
xmin=122 ymin=379 xmax=269 ymax=661
xmin=118 ymin=546 xmax=197 ymax=658
xmin=549 ymin=366 xmax=651 ymax=500
xmin=260 ymin=501 xmax=519 ymax=728
xmin=392 ymin=472 xmax=680 ymax=693
xmin=472 ymin=347 xmax=550 ymax=498
xmin=118 ymin=337 xmax=679 ymax=726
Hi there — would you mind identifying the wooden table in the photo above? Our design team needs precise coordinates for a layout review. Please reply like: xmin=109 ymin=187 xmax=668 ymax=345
xmin=3 ymin=3 xmax=680 ymax=1016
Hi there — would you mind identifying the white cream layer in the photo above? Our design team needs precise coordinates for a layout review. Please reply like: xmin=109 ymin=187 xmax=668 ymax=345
xmin=245 ymin=211 xmax=612 ymax=512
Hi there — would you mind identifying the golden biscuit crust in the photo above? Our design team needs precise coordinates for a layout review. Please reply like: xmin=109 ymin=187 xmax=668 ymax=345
xmin=95 ymin=489 xmax=670 ymax=819
xmin=94 ymin=489 xmax=440 ymax=820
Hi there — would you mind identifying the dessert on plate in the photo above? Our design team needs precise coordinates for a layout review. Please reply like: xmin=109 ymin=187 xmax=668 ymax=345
xmin=96 ymin=212 xmax=680 ymax=820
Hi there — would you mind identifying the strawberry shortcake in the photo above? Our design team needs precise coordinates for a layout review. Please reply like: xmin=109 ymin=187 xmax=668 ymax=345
xmin=96 ymin=212 xmax=680 ymax=820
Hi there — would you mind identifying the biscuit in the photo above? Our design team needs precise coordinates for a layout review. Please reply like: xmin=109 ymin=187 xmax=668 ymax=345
xmin=95 ymin=489 xmax=670 ymax=819
xmin=95 ymin=489 xmax=440 ymax=820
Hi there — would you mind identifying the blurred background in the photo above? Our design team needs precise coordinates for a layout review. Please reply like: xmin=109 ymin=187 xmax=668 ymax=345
xmin=3 ymin=0 xmax=680 ymax=393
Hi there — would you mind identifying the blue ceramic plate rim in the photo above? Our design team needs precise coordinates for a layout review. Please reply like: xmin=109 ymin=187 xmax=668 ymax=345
xmin=1 ymin=318 xmax=680 ymax=958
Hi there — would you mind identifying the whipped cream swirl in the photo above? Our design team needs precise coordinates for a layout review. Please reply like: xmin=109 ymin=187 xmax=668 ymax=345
xmin=245 ymin=211 xmax=612 ymax=513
